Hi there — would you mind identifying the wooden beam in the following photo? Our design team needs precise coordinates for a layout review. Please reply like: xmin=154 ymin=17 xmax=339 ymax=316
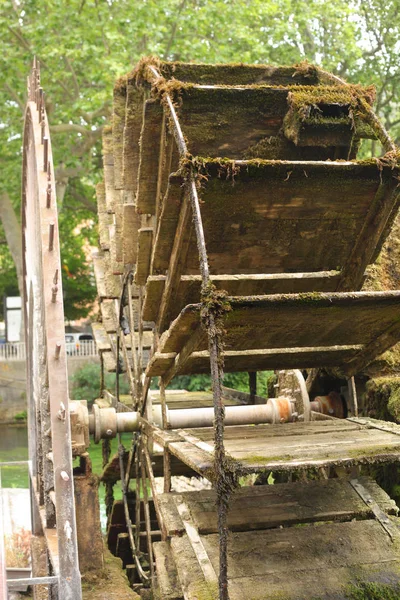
xmin=135 ymin=227 xmax=153 ymax=285
xmin=157 ymin=193 xmax=192 ymax=332
xmin=337 ymin=180 xmax=400 ymax=291
xmin=162 ymin=325 xmax=207 ymax=386
xmin=136 ymin=100 xmax=164 ymax=215
xmin=142 ymin=271 xmax=342 ymax=322
xmin=145 ymin=346 xmax=364 ymax=377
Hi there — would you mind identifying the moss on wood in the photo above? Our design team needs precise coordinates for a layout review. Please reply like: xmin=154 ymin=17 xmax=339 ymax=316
xmin=346 ymin=580 xmax=400 ymax=600
xmin=365 ymin=377 xmax=400 ymax=421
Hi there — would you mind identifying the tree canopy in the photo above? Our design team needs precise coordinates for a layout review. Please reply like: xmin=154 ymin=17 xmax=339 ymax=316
xmin=1 ymin=0 xmax=400 ymax=319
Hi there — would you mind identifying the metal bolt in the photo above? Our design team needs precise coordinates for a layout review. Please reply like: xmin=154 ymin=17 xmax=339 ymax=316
xmin=55 ymin=342 xmax=61 ymax=359
xmin=60 ymin=470 xmax=70 ymax=482
xmin=38 ymin=87 xmax=43 ymax=119
xmin=51 ymin=285 xmax=58 ymax=303
xmin=48 ymin=222 xmax=55 ymax=251
xmin=53 ymin=269 xmax=59 ymax=285
xmin=57 ymin=401 xmax=66 ymax=420
xmin=46 ymin=182 xmax=51 ymax=208
xmin=43 ymin=137 xmax=48 ymax=171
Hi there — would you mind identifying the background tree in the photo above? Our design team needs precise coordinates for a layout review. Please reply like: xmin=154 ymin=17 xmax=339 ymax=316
xmin=1 ymin=0 xmax=400 ymax=320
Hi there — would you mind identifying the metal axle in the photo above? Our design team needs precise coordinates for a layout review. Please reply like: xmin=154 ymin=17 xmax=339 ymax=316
xmin=71 ymin=396 xmax=296 ymax=448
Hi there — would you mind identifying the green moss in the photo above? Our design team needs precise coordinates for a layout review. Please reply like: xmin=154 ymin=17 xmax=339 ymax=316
xmin=365 ymin=377 xmax=400 ymax=421
xmin=346 ymin=581 xmax=400 ymax=600
xmin=191 ymin=580 xmax=219 ymax=600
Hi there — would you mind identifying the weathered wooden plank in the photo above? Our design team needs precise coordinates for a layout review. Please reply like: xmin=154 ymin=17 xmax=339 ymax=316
xmin=199 ymin=424 xmax=400 ymax=473
xmin=153 ymin=541 xmax=184 ymax=600
xmin=136 ymin=100 xmax=164 ymax=215
xmin=150 ymin=160 xmax=396 ymax=277
xmin=176 ymin=86 xmax=334 ymax=158
xmin=337 ymin=180 xmax=400 ymax=291
xmin=167 ymin=441 xmax=214 ymax=477
xmin=152 ymin=419 xmax=400 ymax=475
xmin=112 ymin=83 xmax=127 ymax=190
xmin=93 ymin=251 xmax=121 ymax=299
xmin=142 ymin=271 xmax=342 ymax=322
xmin=102 ymin=127 xmax=117 ymax=213
xmin=163 ymin=325 xmax=207 ymax=385
xmin=146 ymin=346 xmax=363 ymax=378
xmin=158 ymin=476 xmax=397 ymax=536
xmin=100 ymin=299 xmax=117 ymax=333
xmin=122 ymin=203 xmax=140 ymax=266
xmin=122 ymin=83 xmax=144 ymax=195
xmin=157 ymin=192 xmax=193 ymax=331
xmin=204 ymin=520 xmax=400 ymax=600
xmin=151 ymin=174 xmax=185 ymax=274
xmin=157 ymin=291 xmax=400 ymax=357
xmin=135 ymin=227 xmax=153 ymax=285
xmin=109 ymin=222 xmax=124 ymax=275
xmin=92 ymin=322 xmax=111 ymax=352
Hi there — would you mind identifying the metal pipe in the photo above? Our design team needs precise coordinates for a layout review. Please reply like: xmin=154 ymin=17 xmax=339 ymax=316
xmin=167 ymin=398 xmax=293 ymax=429
xmin=88 ymin=398 xmax=294 ymax=442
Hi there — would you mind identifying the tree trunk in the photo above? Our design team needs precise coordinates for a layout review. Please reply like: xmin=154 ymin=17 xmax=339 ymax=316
xmin=0 ymin=192 xmax=23 ymax=298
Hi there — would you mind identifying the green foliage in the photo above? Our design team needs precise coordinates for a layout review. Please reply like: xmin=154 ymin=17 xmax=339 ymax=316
xmin=14 ymin=411 xmax=27 ymax=422
xmin=2 ymin=0 xmax=400 ymax=316
xmin=69 ymin=363 xmax=130 ymax=407
xmin=165 ymin=371 xmax=273 ymax=396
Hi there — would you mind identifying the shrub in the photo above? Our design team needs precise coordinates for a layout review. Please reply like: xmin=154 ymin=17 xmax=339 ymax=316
xmin=70 ymin=363 xmax=130 ymax=408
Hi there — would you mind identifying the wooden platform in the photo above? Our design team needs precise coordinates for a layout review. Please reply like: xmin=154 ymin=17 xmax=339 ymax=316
xmin=154 ymin=476 xmax=400 ymax=600
xmin=151 ymin=418 xmax=400 ymax=477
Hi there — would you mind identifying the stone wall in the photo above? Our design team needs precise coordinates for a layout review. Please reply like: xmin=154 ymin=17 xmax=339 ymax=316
xmin=0 ymin=356 xmax=99 ymax=422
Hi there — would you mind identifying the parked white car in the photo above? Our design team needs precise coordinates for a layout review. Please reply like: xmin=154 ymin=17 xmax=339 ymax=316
xmin=65 ymin=333 xmax=94 ymax=356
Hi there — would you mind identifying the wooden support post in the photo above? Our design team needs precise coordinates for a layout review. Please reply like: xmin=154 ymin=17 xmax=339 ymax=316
xmin=348 ymin=376 xmax=358 ymax=417
xmin=249 ymin=372 xmax=257 ymax=404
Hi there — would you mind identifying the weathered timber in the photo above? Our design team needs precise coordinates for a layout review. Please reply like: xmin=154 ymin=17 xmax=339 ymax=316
xmin=135 ymin=228 xmax=153 ymax=285
xmin=148 ymin=291 xmax=400 ymax=377
xmin=174 ymin=86 xmax=352 ymax=159
xmin=122 ymin=203 xmax=140 ymax=266
xmin=122 ymin=83 xmax=144 ymax=196
xmin=93 ymin=251 xmax=121 ymax=299
xmin=157 ymin=192 xmax=193 ymax=331
xmin=92 ymin=322 xmax=111 ymax=352
xmin=157 ymin=476 xmax=397 ymax=536
xmin=149 ymin=160 xmax=399 ymax=278
xmin=100 ymin=298 xmax=118 ymax=333
xmin=159 ymin=419 xmax=400 ymax=476
xmin=153 ymin=541 xmax=184 ymax=600
xmin=142 ymin=271 xmax=342 ymax=322
xmin=137 ymin=100 xmax=164 ymax=214
xmin=146 ymin=346 xmax=363 ymax=377
xmin=102 ymin=126 xmax=117 ymax=213
xmin=198 ymin=520 xmax=400 ymax=600
xmin=112 ymin=83 xmax=127 ymax=190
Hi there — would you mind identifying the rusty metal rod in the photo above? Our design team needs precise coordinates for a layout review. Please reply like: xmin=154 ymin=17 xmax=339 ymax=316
xmin=48 ymin=222 xmax=55 ymax=251
xmin=46 ymin=183 xmax=51 ymax=208
xmin=43 ymin=137 xmax=48 ymax=171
